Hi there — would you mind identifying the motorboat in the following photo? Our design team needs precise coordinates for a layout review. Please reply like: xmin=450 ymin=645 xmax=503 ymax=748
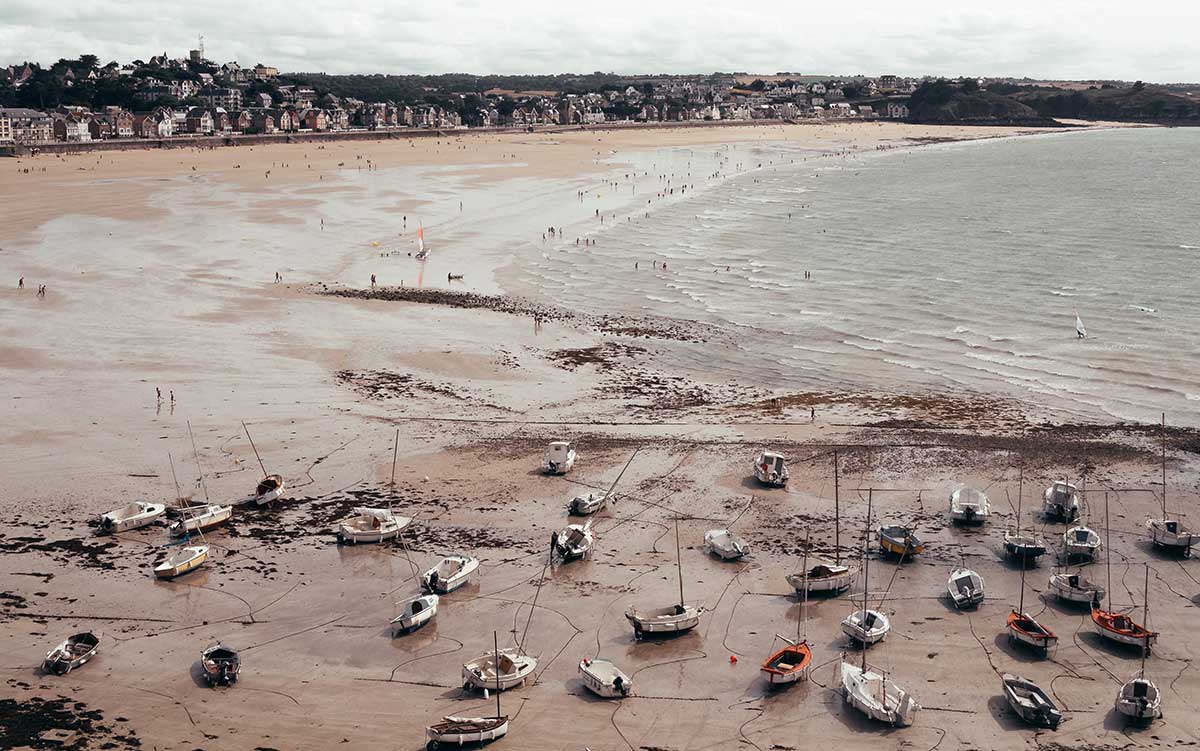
xmin=553 ymin=523 xmax=594 ymax=561
xmin=878 ymin=525 xmax=923 ymax=558
xmin=703 ymin=529 xmax=750 ymax=561
xmin=761 ymin=636 xmax=812 ymax=686
xmin=841 ymin=609 xmax=890 ymax=645
xmin=947 ymin=567 xmax=985 ymax=609
xmin=425 ymin=716 xmax=508 ymax=749
xmin=626 ymin=604 xmax=701 ymax=638
xmin=1001 ymin=673 xmax=1062 ymax=729
xmin=1003 ymin=529 xmax=1046 ymax=564
xmin=169 ymin=504 xmax=232 ymax=537
xmin=786 ymin=563 xmax=855 ymax=596
xmin=461 ymin=648 xmax=537 ymax=692
xmin=578 ymin=657 xmax=632 ymax=697
xmin=544 ymin=440 xmax=576 ymax=475
xmin=838 ymin=659 xmax=919 ymax=726
xmin=337 ymin=507 xmax=412 ymax=544
xmin=1063 ymin=525 xmax=1101 ymax=560
xmin=200 ymin=643 xmax=240 ymax=686
xmin=153 ymin=544 xmax=209 ymax=579
xmin=43 ymin=632 xmax=100 ymax=675
xmin=422 ymin=555 xmax=480 ymax=594
xmin=754 ymin=450 xmax=789 ymax=487
xmin=1092 ymin=606 xmax=1157 ymax=653
xmin=949 ymin=487 xmax=990 ymax=525
xmin=1115 ymin=676 xmax=1162 ymax=722
xmin=568 ymin=490 xmax=609 ymax=516
xmin=1042 ymin=481 xmax=1080 ymax=522
xmin=99 ymin=501 xmax=166 ymax=533
xmin=1007 ymin=610 xmax=1058 ymax=655
xmin=1147 ymin=518 xmax=1198 ymax=556
xmin=392 ymin=593 xmax=439 ymax=634
xmin=1048 ymin=572 xmax=1105 ymax=605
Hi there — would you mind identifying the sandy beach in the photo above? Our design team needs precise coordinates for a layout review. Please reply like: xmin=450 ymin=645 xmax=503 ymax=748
xmin=3 ymin=120 xmax=1198 ymax=751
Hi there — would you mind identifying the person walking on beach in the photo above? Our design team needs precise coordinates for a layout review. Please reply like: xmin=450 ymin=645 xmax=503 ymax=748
xmin=17 ymin=277 xmax=23 ymax=289
xmin=275 ymin=272 xmax=281 ymax=283
xmin=170 ymin=390 xmax=175 ymax=404
xmin=156 ymin=387 xmax=162 ymax=401
xmin=371 ymin=274 xmax=377 ymax=288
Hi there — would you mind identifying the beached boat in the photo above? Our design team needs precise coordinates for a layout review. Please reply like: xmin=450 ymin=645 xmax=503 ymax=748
xmin=787 ymin=563 xmax=855 ymax=596
xmin=1147 ymin=518 xmax=1198 ymax=556
xmin=838 ymin=659 xmax=919 ymax=726
xmin=1007 ymin=610 xmax=1058 ymax=654
xmin=1042 ymin=480 xmax=1080 ymax=522
xmin=462 ymin=648 xmax=537 ymax=692
xmin=1092 ymin=606 xmax=1157 ymax=652
xmin=878 ymin=525 xmax=923 ymax=558
xmin=703 ymin=528 xmax=750 ymax=560
xmin=200 ymin=643 xmax=240 ymax=686
xmin=579 ymin=657 xmax=632 ymax=697
xmin=43 ymin=632 xmax=100 ymax=675
xmin=153 ymin=544 xmax=209 ymax=579
xmin=762 ymin=636 xmax=812 ymax=686
xmin=251 ymin=474 xmax=284 ymax=506
xmin=842 ymin=609 xmax=890 ymax=645
xmin=544 ymin=440 xmax=576 ymax=475
xmin=99 ymin=501 xmax=166 ymax=533
xmin=422 ymin=554 xmax=480 ymax=594
xmin=392 ymin=594 xmax=439 ymax=634
xmin=1048 ymin=572 xmax=1105 ymax=604
xmin=754 ymin=450 xmax=789 ymax=487
xmin=949 ymin=487 xmax=990 ymax=525
xmin=337 ymin=507 xmax=412 ymax=543
xmin=1001 ymin=673 xmax=1062 ymax=729
xmin=1063 ymin=525 xmax=1101 ymax=560
xmin=425 ymin=716 xmax=508 ymax=750
xmin=169 ymin=504 xmax=232 ymax=537
xmin=947 ymin=567 xmax=985 ymax=609
xmin=1116 ymin=676 xmax=1162 ymax=722
xmin=568 ymin=491 xmax=609 ymax=516
xmin=626 ymin=519 xmax=702 ymax=638
xmin=1004 ymin=530 xmax=1047 ymax=564
xmin=553 ymin=522 xmax=594 ymax=561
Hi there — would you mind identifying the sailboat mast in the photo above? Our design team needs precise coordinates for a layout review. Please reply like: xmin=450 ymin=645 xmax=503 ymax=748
xmin=1161 ymin=413 xmax=1167 ymax=518
xmin=391 ymin=428 xmax=400 ymax=488
xmin=168 ymin=452 xmax=183 ymax=503
xmin=187 ymin=421 xmax=210 ymax=503
xmin=1018 ymin=556 xmax=1026 ymax=614
xmin=494 ymin=630 xmax=502 ymax=718
xmin=1142 ymin=563 xmax=1150 ymax=673
xmin=1105 ymin=491 xmax=1112 ymax=599
xmin=1016 ymin=466 xmax=1023 ymax=536
xmin=833 ymin=450 xmax=841 ymax=565
xmin=862 ymin=489 xmax=872 ymax=673
xmin=242 ymin=420 xmax=268 ymax=478
xmin=800 ymin=531 xmax=810 ymax=642
xmin=675 ymin=518 xmax=685 ymax=607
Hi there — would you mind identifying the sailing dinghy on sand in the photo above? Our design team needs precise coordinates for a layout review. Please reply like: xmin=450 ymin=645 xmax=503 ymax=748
xmin=461 ymin=647 xmax=537 ymax=692
xmin=1114 ymin=565 xmax=1162 ymax=723
xmin=1063 ymin=525 xmax=1101 ymax=560
xmin=1094 ymin=492 xmax=1157 ymax=653
xmin=568 ymin=449 xmax=638 ymax=516
xmin=1005 ymin=468 xmax=1046 ymax=565
xmin=427 ymin=632 xmax=509 ymax=750
xmin=1007 ymin=561 xmax=1057 ymax=656
xmin=841 ymin=491 xmax=891 ymax=646
xmin=788 ymin=452 xmax=855 ymax=596
xmin=626 ymin=519 xmax=702 ymax=638
xmin=156 ymin=443 xmax=212 ymax=579
xmin=1147 ymin=415 xmax=1198 ymax=556
xmin=337 ymin=507 xmax=412 ymax=543
xmin=762 ymin=532 xmax=813 ymax=686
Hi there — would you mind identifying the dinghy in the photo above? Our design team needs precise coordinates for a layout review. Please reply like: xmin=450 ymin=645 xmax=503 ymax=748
xmin=100 ymin=501 xmax=166 ymax=533
xmin=200 ymin=643 xmax=240 ymax=686
xmin=153 ymin=544 xmax=209 ymax=579
xmin=703 ymin=529 xmax=749 ymax=560
xmin=553 ymin=522 xmax=594 ymax=562
xmin=842 ymin=609 xmax=890 ymax=645
xmin=169 ymin=504 xmax=232 ymax=537
xmin=461 ymin=648 xmax=537 ymax=692
xmin=764 ymin=534 xmax=814 ymax=686
xmin=392 ymin=594 xmax=439 ymax=634
xmin=1048 ymin=572 xmax=1105 ymax=604
xmin=1007 ymin=610 xmax=1058 ymax=655
xmin=337 ymin=507 xmax=412 ymax=543
xmin=1042 ymin=480 xmax=1080 ymax=522
xmin=878 ymin=525 xmax=923 ymax=558
xmin=1116 ymin=676 xmax=1162 ymax=722
xmin=43 ymin=632 xmax=100 ymax=675
xmin=1092 ymin=607 xmax=1157 ymax=652
xmin=425 ymin=716 xmax=508 ymax=750
xmin=422 ymin=554 xmax=480 ymax=594
xmin=626 ymin=520 xmax=702 ymax=638
xmin=1063 ymin=525 xmax=1101 ymax=560
xmin=838 ymin=659 xmax=919 ymax=726
xmin=949 ymin=487 xmax=990 ymax=525
xmin=579 ymin=657 xmax=632 ymax=697
xmin=787 ymin=563 xmax=854 ymax=596
xmin=947 ymin=567 xmax=985 ymax=609
xmin=754 ymin=450 xmax=789 ymax=487
xmin=1001 ymin=673 xmax=1062 ymax=729
xmin=568 ymin=491 xmax=609 ymax=516
xmin=544 ymin=440 xmax=576 ymax=475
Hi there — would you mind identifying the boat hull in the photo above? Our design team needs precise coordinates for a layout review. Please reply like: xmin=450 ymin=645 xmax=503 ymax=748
xmin=426 ymin=717 xmax=508 ymax=748
xmin=153 ymin=546 xmax=209 ymax=579
xmin=100 ymin=503 xmax=166 ymax=533
xmin=579 ymin=659 xmax=632 ymax=698
xmin=839 ymin=661 xmax=919 ymax=726
xmin=169 ymin=506 xmax=232 ymax=537
xmin=1008 ymin=612 xmax=1058 ymax=654
xmin=761 ymin=643 xmax=811 ymax=685
xmin=42 ymin=633 xmax=100 ymax=675
xmin=626 ymin=607 xmax=701 ymax=637
xmin=461 ymin=652 xmax=537 ymax=692
xmin=841 ymin=610 xmax=889 ymax=645
xmin=787 ymin=570 xmax=855 ymax=596
xmin=1002 ymin=673 xmax=1062 ymax=729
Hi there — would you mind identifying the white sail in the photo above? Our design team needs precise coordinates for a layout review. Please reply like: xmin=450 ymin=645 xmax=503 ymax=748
xmin=1075 ymin=310 xmax=1086 ymax=338
xmin=416 ymin=225 xmax=428 ymax=259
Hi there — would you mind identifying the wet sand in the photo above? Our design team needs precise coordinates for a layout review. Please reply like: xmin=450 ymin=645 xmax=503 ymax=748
xmin=2 ymin=120 xmax=1197 ymax=751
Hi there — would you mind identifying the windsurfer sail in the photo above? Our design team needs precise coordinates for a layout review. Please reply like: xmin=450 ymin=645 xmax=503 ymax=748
xmin=1074 ymin=310 xmax=1086 ymax=339
xmin=415 ymin=225 xmax=429 ymax=260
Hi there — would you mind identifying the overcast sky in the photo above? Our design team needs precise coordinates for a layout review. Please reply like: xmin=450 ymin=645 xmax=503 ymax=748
xmin=2 ymin=0 xmax=1195 ymax=82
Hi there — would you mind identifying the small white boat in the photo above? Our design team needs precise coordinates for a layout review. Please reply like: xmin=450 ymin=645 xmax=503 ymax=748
xmin=1002 ymin=673 xmax=1062 ymax=729
xmin=1048 ymin=571 xmax=1105 ymax=604
xmin=878 ymin=525 xmax=924 ymax=557
xmin=1004 ymin=529 xmax=1046 ymax=564
xmin=462 ymin=648 xmax=537 ymax=691
xmin=754 ymin=450 xmax=789 ymax=487
xmin=1063 ymin=525 xmax=1101 ymax=560
xmin=43 ymin=632 xmax=100 ymax=675
xmin=1115 ymin=676 xmax=1161 ymax=722
xmin=841 ymin=609 xmax=890 ymax=645
xmin=1042 ymin=481 xmax=1081 ymax=522
xmin=392 ymin=594 xmax=439 ymax=634
xmin=949 ymin=487 xmax=990 ymax=525
xmin=947 ymin=567 xmax=985 ymax=609
xmin=425 ymin=716 xmax=508 ymax=749
xmin=422 ymin=554 xmax=480 ymax=594
xmin=251 ymin=474 xmax=284 ymax=507
xmin=568 ymin=490 xmax=609 ymax=516
xmin=1147 ymin=518 xmax=1198 ymax=556
xmin=200 ymin=643 xmax=240 ymax=686
xmin=337 ymin=507 xmax=412 ymax=543
xmin=169 ymin=504 xmax=232 ymax=537
xmin=544 ymin=440 xmax=576 ymax=475
xmin=99 ymin=501 xmax=166 ymax=533
xmin=626 ymin=603 xmax=702 ymax=638
xmin=786 ymin=563 xmax=855 ymax=595
xmin=703 ymin=529 xmax=750 ymax=560
xmin=579 ymin=657 xmax=632 ymax=697
xmin=153 ymin=544 xmax=209 ymax=579
xmin=553 ymin=522 xmax=594 ymax=561
xmin=838 ymin=659 xmax=919 ymax=726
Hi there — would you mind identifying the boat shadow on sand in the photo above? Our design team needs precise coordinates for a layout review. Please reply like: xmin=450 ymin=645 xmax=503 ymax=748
xmin=985 ymin=694 xmax=1034 ymax=731
xmin=1076 ymin=630 xmax=1152 ymax=659
xmin=1103 ymin=706 xmax=1161 ymax=731
xmin=992 ymin=632 xmax=1054 ymax=664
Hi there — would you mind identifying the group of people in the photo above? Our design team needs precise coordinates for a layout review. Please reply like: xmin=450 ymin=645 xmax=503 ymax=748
xmin=17 ymin=277 xmax=47 ymax=297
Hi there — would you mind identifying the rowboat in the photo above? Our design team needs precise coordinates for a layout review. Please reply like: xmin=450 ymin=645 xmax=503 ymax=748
xmin=841 ymin=609 xmax=890 ymax=645
xmin=1007 ymin=610 xmax=1058 ymax=655
xmin=544 ymin=440 xmax=576 ymax=475
xmin=1116 ymin=677 xmax=1162 ymax=722
xmin=838 ymin=659 xmax=919 ymax=726
xmin=568 ymin=491 xmax=609 ymax=516
xmin=168 ymin=504 xmax=232 ymax=537
xmin=425 ymin=716 xmax=508 ymax=750
xmin=1001 ymin=673 xmax=1062 ymax=729
xmin=1042 ymin=480 xmax=1080 ymax=522
xmin=761 ymin=636 xmax=811 ymax=685
xmin=878 ymin=525 xmax=923 ymax=558
xmin=43 ymin=632 xmax=100 ymax=675
xmin=626 ymin=604 xmax=702 ymax=637
xmin=392 ymin=594 xmax=439 ymax=634
xmin=422 ymin=555 xmax=480 ymax=594
xmin=949 ymin=487 xmax=990 ymax=525
xmin=200 ymin=643 xmax=240 ymax=686
xmin=1147 ymin=518 xmax=1198 ymax=556
xmin=153 ymin=544 xmax=209 ymax=579
xmin=947 ymin=567 xmax=985 ymax=609
xmin=786 ymin=563 xmax=855 ymax=596
xmin=703 ymin=529 xmax=750 ymax=560
xmin=754 ymin=450 xmax=789 ymax=487
xmin=1003 ymin=529 xmax=1046 ymax=564
xmin=579 ymin=657 xmax=632 ymax=697
xmin=99 ymin=501 xmax=166 ymax=533
xmin=1063 ymin=525 xmax=1101 ymax=560
xmin=461 ymin=648 xmax=537 ymax=692
xmin=1092 ymin=606 xmax=1157 ymax=653
xmin=337 ymin=507 xmax=412 ymax=543
xmin=1048 ymin=572 xmax=1105 ymax=605
xmin=553 ymin=522 xmax=594 ymax=561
